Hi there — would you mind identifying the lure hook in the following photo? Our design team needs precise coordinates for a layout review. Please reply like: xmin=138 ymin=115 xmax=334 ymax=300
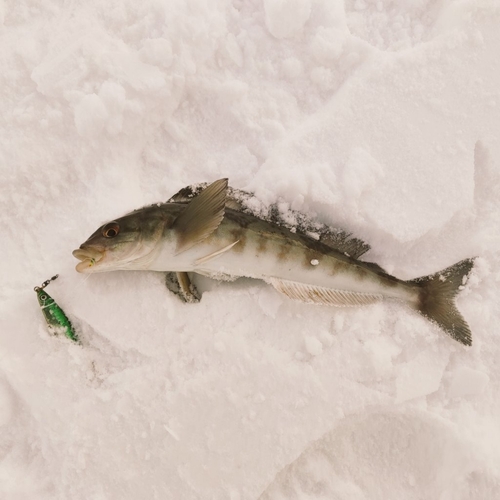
xmin=34 ymin=274 xmax=59 ymax=292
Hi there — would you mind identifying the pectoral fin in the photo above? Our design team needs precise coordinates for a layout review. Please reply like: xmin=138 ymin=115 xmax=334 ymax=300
xmin=173 ymin=178 xmax=228 ymax=254
xmin=269 ymin=278 xmax=383 ymax=307
xmin=195 ymin=240 xmax=240 ymax=266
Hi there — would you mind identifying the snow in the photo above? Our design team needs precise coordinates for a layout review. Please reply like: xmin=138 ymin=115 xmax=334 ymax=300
xmin=263 ymin=0 xmax=312 ymax=40
xmin=448 ymin=366 xmax=490 ymax=399
xmin=1 ymin=0 xmax=500 ymax=499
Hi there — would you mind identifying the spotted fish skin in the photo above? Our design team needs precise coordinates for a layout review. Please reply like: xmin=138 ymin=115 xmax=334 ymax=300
xmin=73 ymin=179 xmax=475 ymax=346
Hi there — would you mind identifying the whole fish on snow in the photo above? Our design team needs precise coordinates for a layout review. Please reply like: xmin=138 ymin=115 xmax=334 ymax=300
xmin=73 ymin=179 xmax=474 ymax=345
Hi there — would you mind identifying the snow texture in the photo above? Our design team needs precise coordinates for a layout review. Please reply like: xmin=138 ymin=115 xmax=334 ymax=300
xmin=1 ymin=0 xmax=500 ymax=499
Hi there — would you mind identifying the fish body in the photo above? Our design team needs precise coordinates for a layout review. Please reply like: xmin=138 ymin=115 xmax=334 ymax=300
xmin=35 ymin=276 xmax=79 ymax=343
xmin=149 ymin=207 xmax=417 ymax=304
xmin=73 ymin=179 xmax=474 ymax=345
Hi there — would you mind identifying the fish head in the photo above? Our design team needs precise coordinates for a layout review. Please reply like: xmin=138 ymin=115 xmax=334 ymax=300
xmin=35 ymin=287 xmax=55 ymax=308
xmin=72 ymin=206 xmax=172 ymax=273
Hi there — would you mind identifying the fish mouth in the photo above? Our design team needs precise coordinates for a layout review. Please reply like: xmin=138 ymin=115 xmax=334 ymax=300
xmin=72 ymin=247 xmax=105 ymax=273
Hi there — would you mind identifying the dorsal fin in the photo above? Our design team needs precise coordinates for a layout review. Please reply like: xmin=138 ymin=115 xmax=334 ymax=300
xmin=173 ymin=179 xmax=228 ymax=254
xmin=317 ymin=230 xmax=370 ymax=259
xmin=169 ymin=183 xmax=245 ymax=211
xmin=169 ymin=184 xmax=207 ymax=203
xmin=168 ymin=182 xmax=371 ymax=259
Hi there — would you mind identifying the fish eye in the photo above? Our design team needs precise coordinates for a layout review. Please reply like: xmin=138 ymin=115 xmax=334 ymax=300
xmin=40 ymin=294 xmax=47 ymax=300
xmin=102 ymin=222 xmax=120 ymax=238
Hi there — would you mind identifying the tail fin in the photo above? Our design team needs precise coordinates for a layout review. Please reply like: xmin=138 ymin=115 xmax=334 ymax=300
xmin=410 ymin=258 xmax=475 ymax=346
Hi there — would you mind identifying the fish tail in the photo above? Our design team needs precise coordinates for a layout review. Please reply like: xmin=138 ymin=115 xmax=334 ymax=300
xmin=409 ymin=258 xmax=475 ymax=346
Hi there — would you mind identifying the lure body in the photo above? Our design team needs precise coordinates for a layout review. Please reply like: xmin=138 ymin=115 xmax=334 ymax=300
xmin=35 ymin=276 xmax=79 ymax=343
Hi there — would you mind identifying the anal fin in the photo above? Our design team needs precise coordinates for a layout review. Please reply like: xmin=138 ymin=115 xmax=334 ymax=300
xmin=269 ymin=278 xmax=383 ymax=307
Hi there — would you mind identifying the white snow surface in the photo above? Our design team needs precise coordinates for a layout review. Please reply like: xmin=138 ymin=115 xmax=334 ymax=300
xmin=1 ymin=0 xmax=500 ymax=499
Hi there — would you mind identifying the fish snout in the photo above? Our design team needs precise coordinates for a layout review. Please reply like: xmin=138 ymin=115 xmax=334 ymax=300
xmin=72 ymin=246 xmax=105 ymax=273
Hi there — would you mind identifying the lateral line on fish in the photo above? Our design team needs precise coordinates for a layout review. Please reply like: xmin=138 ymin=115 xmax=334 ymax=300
xmin=194 ymin=240 xmax=240 ymax=266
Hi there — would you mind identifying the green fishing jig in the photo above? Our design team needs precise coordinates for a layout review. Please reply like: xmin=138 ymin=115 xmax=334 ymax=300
xmin=34 ymin=275 xmax=79 ymax=343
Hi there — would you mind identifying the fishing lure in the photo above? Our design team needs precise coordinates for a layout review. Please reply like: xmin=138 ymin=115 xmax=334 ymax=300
xmin=34 ymin=275 xmax=79 ymax=343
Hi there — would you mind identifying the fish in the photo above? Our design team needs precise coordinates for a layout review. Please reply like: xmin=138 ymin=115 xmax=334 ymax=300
xmin=73 ymin=178 xmax=475 ymax=346
xmin=35 ymin=275 xmax=79 ymax=343
xmin=163 ymin=182 xmax=371 ymax=303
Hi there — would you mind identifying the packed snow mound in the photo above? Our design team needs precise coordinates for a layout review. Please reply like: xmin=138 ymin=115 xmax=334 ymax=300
xmin=260 ymin=408 xmax=498 ymax=500
xmin=1 ymin=0 xmax=500 ymax=499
